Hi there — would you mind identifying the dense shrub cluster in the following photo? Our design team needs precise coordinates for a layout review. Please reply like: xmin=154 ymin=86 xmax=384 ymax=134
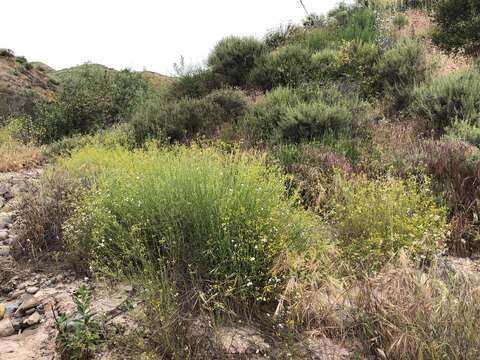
xmin=19 ymin=65 xmax=149 ymax=143
xmin=243 ymin=83 xmax=374 ymax=143
xmin=249 ymin=45 xmax=313 ymax=90
xmin=131 ymin=88 xmax=249 ymax=143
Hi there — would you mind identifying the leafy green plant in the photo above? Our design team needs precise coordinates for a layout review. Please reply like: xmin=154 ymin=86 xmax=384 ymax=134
xmin=444 ymin=120 xmax=480 ymax=147
xmin=264 ymin=23 xmax=302 ymax=50
xmin=334 ymin=40 xmax=380 ymax=97
xmin=204 ymin=88 xmax=249 ymax=123
xmin=207 ymin=36 xmax=266 ymax=87
xmin=55 ymin=286 xmax=102 ymax=360
xmin=169 ymin=68 xmax=225 ymax=99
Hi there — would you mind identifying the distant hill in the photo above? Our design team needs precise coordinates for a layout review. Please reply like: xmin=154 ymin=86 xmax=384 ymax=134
xmin=0 ymin=53 xmax=171 ymax=119
xmin=54 ymin=63 xmax=171 ymax=87
xmin=0 ymin=49 xmax=56 ymax=118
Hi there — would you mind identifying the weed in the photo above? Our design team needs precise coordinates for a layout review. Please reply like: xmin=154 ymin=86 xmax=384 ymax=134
xmin=55 ymin=286 xmax=102 ymax=360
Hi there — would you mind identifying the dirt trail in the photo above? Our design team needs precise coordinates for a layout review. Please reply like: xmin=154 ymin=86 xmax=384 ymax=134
xmin=0 ymin=169 xmax=132 ymax=360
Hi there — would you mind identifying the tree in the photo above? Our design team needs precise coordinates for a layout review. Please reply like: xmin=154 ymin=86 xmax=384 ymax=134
xmin=432 ymin=0 xmax=480 ymax=57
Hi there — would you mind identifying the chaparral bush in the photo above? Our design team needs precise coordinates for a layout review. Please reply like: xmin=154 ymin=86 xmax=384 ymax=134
xmin=410 ymin=68 xmax=480 ymax=132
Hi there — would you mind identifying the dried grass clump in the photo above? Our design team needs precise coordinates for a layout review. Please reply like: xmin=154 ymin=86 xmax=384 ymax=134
xmin=282 ymin=254 xmax=480 ymax=359
xmin=14 ymin=168 xmax=80 ymax=258
xmin=0 ymin=140 xmax=43 ymax=172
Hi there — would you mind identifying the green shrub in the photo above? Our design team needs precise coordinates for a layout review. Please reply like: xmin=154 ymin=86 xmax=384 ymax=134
xmin=444 ymin=120 xmax=480 ymax=147
xmin=0 ymin=48 xmax=14 ymax=57
xmin=310 ymin=48 xmax=339 ymax=81
xmin=131 ymin=90 xmax=248 ymax=144
xmin=249 ymin=45 xmax=313 ymax=90
xmin=242 ymin=86 xmax=300 ymax=141
xmin=410 ymin=68 xmax=480 ymax=132
xmin=28 ymin=65 xmax=149 ymax=143
xmin=243 ymin=83 xmax=373 ymax=143
xmin=432 ymin=0 xmax=480 ymax=57
xmin=207 ymin=36 xmax=266 ymax=87
xmin=264 ymin=23 xmax=302 ymax=50
xmin=376 ymin=39 xmax=430 ymax=110
xmin=204 ymin=88 xmax=249 ymax=123
xmin=279 ymin=100 xmax=354 ymax=143
xmin=337 ymin=6 xmax=377 ymax=43
xmin=131 ymin=97 xmax=221 ymax=143
xmin=300 ymin=28 xmax=341 ymax=51
xmin=335 ymin=40 xmax=380 ymax=97
xmin=15 ymin=56 xmax=27 ymax=64
xmin=169 ymin=68 xmax=224 ymax=99
xmin=62 ymin=145 xmax=324 ymax=307
xmin=327 ymin=173 xmax=447 ymax=270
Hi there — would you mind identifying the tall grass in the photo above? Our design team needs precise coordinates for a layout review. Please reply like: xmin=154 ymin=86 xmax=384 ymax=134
xmin=0 ymin=124 xmax=43 ymax=172
xmin=62 ymin=145 xmax=331 ymax=308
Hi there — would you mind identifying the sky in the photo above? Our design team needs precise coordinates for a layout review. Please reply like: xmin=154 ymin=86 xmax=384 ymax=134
xmin=1 ymin=0 xmax=347 ymax=75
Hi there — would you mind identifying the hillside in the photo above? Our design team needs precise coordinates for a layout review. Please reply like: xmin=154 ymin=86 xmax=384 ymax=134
xmin=0 ymin=55 xmax=170 ymax=120
xmin=0 ymin=50 xmax=56 ymax=118
xmin=1 ymin=1 xmax=480 ymax=359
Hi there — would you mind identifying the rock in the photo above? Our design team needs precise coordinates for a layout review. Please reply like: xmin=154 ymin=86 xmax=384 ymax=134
xmin=11 ymin=317 xmax=24 ymax=331
xmin=0 ymin=213 xmax=12 ymax=229
xmin=0 ymin=197 xmax=5 ymax=209
xmin=5 ymin=303 xmax=18 ymax=315
xmin=16 ymin=294 xmax=40 ymax=314
xmin=0 ymin=303 xmax=5 ymax=320
xmin=293 ymin=336 xmax=351 ymax=360
xmin=0 ymin=230 xmax=8 ymax=241
xmin=17 ymin=282 xmax=27 ymax=290
xmin=11 ymin=183 xmax=27 ymax=194
xmin=0 ymin=184 xmax=10 ymax=196
xmin=25 ymin=308 xmax=36 ymax=315
xmin=26 ymin=286 xmax=39 ymax=295
xmin=2 ymin=191 xmax=13 ymax=201
xmin=9 ymin=289 xmax=24 ymax=300
xmin=0 ymin=318 xmax=14 ymax=337
xmin=0 ymin=246 xmax=10 ymax=256
xmin=218 ymin=325 xmax=270 ymax=355
xmin=23 ymin=312 xmax=41 ymax=326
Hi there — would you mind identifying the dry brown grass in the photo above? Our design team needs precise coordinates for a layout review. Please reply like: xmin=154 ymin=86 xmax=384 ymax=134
xmin=0 ymin=140 xmax=43 ymax=172
xmin=281 ymin=253 xmax=480 ymax=359
xmin=398 ymin=9 xmax=472 ymax=76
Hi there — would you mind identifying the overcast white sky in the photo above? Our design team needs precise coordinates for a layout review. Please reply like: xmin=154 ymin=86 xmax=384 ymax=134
xmin=1 ymin=0 xmax=347 ymax=75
